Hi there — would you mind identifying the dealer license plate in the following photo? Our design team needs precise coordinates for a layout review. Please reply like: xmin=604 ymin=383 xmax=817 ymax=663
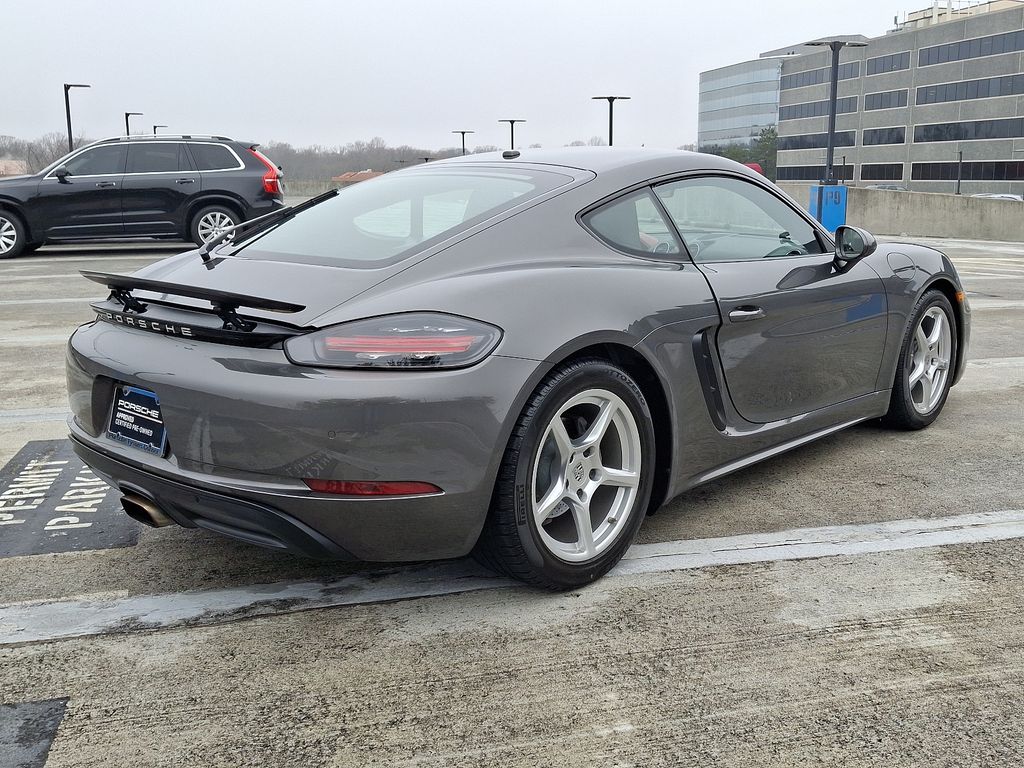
xmin=106 ymin=385 xmax=167 ymax=455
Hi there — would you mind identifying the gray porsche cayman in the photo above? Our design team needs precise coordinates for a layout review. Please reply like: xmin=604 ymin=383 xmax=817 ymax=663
xmin=66 ymin=148 xmax=970 ymax=588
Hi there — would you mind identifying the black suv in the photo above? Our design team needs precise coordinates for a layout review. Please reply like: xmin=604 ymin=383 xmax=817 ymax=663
xmin=0 ymin=135 xmax=284 ymax=258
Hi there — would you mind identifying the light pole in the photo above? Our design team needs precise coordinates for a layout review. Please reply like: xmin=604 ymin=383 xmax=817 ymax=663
xmin=499 ymin=119 xmax=525 ymax=150
xmin=806 ymin=40 xmax=867 ymax=185
xmin=591 ymin=96 xmax=630 ymax=146
xmin=63 ymin=83 xmax=90 ymax=153
xmin=124 ymin=112 xmax=143 ymax=136
xmin=152 ymin=124 xmax=168 ymax=135
xmin=452 ymin=130 xmax=474 ymax=156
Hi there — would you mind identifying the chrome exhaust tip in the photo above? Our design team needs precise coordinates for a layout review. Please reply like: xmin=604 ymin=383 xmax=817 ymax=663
xmin=121 ymin=493 xmax=173 ymax=528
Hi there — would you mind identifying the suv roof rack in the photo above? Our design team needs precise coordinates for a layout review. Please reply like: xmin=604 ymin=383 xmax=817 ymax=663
xmin=98 ymin=134 xmax=236 ymax=143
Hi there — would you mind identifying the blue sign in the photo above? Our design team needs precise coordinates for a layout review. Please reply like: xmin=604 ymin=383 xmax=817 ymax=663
xmin=809 ymin=184 xmax=848 ymax=233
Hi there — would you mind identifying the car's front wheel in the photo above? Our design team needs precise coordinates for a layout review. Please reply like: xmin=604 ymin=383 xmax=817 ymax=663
xmin=882 ymin=289 xmax=958 ymax=429
xmin=0 ymin=212 xmax=26 ymax=259
xmin=190 ymin=205 xmax=240 ymax=246
xmin=476 ymin=359 xmax=655 ymax=589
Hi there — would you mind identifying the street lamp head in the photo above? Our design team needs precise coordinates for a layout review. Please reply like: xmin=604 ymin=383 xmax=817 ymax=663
xmin=806 ymin=39 xmax=868 ymax=49
xmin=64 ymin=83 xmax=91 ymax=89
xmin=592 ymin=95 xmax=631 ymax=101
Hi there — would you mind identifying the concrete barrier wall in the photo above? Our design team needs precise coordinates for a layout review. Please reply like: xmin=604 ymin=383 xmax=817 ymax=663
xmin=778 ymin=183 xmax=1024 ymax=241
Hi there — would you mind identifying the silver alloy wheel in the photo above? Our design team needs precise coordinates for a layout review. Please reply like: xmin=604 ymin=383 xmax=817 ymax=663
xmin=0 ymin=216 xmax=17 ymax=255
xmin=531 ymin=388 xmax=643 ymax=563
xmin=196 ymin=211 xmax=236 ymax=242
xmin=909 ymin=305 xmax=952 ymax=414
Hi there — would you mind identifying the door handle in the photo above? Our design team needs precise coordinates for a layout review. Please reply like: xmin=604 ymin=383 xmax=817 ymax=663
xmin=175 ymin=178 xmax=195 ymax=184
xmin=94 ymin=181 xmax=117 ymax=188
xmin=728 ymin=306 xmax=766 ymax=322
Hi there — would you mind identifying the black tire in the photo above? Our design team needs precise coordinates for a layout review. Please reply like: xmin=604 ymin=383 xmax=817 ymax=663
xmin=474 ymin=358 xmax=656 ymax=589
xmin=0 ymin=211 xmax=27 ymax=259
xmin=882 ymin=289 xmax=958 ymax=430
xmin=189 ymin=205 xmax=240 ymax=246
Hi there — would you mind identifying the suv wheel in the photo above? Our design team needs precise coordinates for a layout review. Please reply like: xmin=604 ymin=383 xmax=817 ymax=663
xmin=0 ymin=212 xmax=26 ymax=259
xmin=191 ymin=206 xmax=240 ymax=246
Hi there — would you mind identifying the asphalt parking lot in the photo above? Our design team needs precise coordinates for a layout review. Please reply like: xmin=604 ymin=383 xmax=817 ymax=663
xmin=1 ymin=236 xmax=1023 ymax=767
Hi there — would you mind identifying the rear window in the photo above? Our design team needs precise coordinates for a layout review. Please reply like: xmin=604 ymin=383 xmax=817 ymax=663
xmin=189 ymin=143 xmax=241 ymax=171
xmin=234 ymin=167 xmax=573 ymax=268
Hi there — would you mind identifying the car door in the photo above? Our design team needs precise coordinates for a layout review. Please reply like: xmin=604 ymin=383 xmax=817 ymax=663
xmin=35 ymin=144 xmax=126 ymax=239
xmin=122 ymin=142 xmax=196 ymax=236
xmin=654 ymin=175 xmax=887 ymax=424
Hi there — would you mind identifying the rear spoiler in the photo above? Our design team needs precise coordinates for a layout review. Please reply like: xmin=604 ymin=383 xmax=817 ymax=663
xmin=80 ymin=270 xmax=305 ymax=332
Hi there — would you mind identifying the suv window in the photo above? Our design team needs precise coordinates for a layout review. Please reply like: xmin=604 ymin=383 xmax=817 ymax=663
xmin=62 ymin=145 xmax=127 ymax=176
xmin=583 ymin=189 xmax=681 ymax=256
xmin=127 ymin=143 xmax=193 ymax=173
xmin=654 ymin=176 xmax=825 ymax=262
xmin=238 ymin=168 xmax=572 ymax=268
xmin=189 ymin=143 xmax=240 ymax=171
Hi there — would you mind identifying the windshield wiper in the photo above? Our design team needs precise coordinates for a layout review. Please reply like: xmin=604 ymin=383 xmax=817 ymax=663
xmin=197 ymin=188 xmax=339 ymax=263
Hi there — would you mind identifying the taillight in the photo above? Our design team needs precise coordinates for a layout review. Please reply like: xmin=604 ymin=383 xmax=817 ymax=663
xmin=284 ymin=313 xmax=502 ymax=370
xmin=304 ymin=479 xmax=442 ymax=496
xmin=248 ymin=148 xmax=281 ymax=195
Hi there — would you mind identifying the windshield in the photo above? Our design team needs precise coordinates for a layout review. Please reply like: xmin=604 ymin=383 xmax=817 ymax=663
xmin=232 ymin=166 xmax=573 ymax=268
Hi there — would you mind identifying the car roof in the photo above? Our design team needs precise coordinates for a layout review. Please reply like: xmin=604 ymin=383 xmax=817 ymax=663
xmin=415 ymin=146 xmax=762 ymax=184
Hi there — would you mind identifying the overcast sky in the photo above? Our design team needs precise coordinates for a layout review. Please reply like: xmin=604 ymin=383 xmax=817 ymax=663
xmin=8 ymin=0 xmax=918 ymax=151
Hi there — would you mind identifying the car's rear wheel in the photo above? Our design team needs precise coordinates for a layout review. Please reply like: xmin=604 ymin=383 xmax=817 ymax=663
xmin=0 ymin=212 xmax=26 ymax=259
xmin=882 ymin=289 xmax=958 ymax=429
xmin=190 ymin=205 xmax=240 ymax=246
xmin=475 ymin=359 xmax=655 ymax=589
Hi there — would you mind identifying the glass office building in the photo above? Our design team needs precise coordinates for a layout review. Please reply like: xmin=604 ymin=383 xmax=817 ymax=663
xmin=697 ymin=58 xmax=785 ymax=148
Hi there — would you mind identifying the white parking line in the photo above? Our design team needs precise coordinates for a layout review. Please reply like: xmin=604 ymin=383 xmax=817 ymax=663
xmin=1 ymin=274 xmax=90 ymax=282
xmin=0 ymin=408 xmax=70 ymax=424
xmin=0 ymin=298 xmax=102 ymax=306
xmin=0 ymin=255 xmax=166 ymax=266
xmin=2 ymin=509 xmax=1023 ymax=646
xmin=0 ymin=335 xmax=72 ymax=346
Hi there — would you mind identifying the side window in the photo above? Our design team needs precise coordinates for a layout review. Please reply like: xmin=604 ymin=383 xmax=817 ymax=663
xmin=189 ymin=143 xmax=240 ymax=171
xmin=423 ymin=189 xmax=471 ymax=238
xmin=654 ymin=176 xmax=825 ymax=262
xmin=127 ymin=143 xmax=192 ymax=173
xmin=63 ymin=146 xmax=127 ymax=176
xmin=353 ymin=200 xmax=411 ymax=239
xmin=583 ymin=189 xmax=681 ymax=256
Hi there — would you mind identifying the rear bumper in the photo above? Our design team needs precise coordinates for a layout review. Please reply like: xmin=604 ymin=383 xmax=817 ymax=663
xmin=66 ymin=322 xmax=540 ymax=561
xmin=71 ymin=433 xmax=356 ymax=559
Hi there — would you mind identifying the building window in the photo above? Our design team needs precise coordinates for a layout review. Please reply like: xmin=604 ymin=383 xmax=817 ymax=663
xmin=865 ymin=90 xmax=909 ymax=110
xmin=863 ymin=127 xmax=906 ymax=145
xmin=866 ymin=51 xmax=910 ymax=76
xmin=776 ymin=165 xmax=854 ymax=181
xmin=912 ymin=161 xmax=1024 ymax=181
xmin=919 ymin=29 xmax=1024 ymax=66
xmin=780 ymin=61 xmax=860 ymax=91
xmin=778 ymin=131 xmax=856 ymax=151
xmin=917 ymin=74 xmax=1024 ymax=105
xmin=861 ymin=163 xmax=904 ymax=181
xmin=778 ymin=97 xmax=858 ymax=121
xmin=914 ymin=118 xmax=1024 ymax=143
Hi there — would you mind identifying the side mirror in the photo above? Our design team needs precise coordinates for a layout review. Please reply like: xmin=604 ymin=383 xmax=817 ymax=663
xmin=54 ymin=166 xmax=70 ymax=183
xmin=834 ymin=225 xmax=877 ymax=264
